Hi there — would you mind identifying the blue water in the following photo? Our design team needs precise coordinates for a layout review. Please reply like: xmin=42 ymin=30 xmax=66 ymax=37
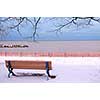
xmin=1 ymin=32 xmax=100 ymax=41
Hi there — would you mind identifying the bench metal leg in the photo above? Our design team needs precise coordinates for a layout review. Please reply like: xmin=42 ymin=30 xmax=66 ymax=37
xmin=45 ymin=62 xmax=51 ymax=80
xmin=46 ymin=62 xmax=52 ymax=80
xmin=45 ymin=62 xmax=56 ymax=80
xmin=7 ymin=61 xmax=16 ymax=78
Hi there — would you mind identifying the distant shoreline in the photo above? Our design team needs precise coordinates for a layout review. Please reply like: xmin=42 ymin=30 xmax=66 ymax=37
xmin=0 ymin=40 xmax=100 ymax=52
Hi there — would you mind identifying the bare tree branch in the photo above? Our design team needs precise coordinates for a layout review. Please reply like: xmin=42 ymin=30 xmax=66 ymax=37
xmin=25 ymin=17 xmax=35 ymax=27
xmin=32 ymin=17 xmax=41 ymax=40
xmin=0 ymin=17 xmax=11 ymax=22
xmin=53 ymin=17 xmax=100 ymax=32
xmin=9 ymin=17 xmax=25 ymax=29
xmin=0 ymin=17 xmax=100 ymax=40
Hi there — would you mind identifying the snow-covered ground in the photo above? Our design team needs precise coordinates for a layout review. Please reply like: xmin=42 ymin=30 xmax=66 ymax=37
xmin=0 ymin=57 xmax=100 ymax=83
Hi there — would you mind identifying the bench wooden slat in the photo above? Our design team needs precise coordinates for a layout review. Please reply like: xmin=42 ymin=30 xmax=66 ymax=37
xmin=5 ymin=61 xmax=52 ymax=70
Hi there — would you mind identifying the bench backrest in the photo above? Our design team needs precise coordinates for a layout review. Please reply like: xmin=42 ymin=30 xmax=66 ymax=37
xmin=5 ymin=61 xmax=52 ymax=70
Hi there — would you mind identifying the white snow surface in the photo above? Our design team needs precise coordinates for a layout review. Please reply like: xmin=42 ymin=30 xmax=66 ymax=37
xmin=0 ymin=56 xmax=100 ymax=83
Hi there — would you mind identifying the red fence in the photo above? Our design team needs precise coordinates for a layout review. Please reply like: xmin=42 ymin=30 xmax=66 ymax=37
xmin=0 ymin=52 xmax=100 ymax=57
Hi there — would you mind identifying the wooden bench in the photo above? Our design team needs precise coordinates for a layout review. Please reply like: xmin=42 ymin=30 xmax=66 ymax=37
xmin=5 ymin=60 xmax=56 ymax=80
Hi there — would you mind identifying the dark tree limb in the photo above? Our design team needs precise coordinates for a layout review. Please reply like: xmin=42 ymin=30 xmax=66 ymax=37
xmin=53 ymin=17 xmax=100 ymax=32
xmin=9 ymin=17 xmax=26 ymax=29
xmin=0 ymin=17 xmax=100 ymax=40
xmin=0 ymin=17 xmax=11 ymax=22
xmin=32 ymin=17 xmax=41 ymax=40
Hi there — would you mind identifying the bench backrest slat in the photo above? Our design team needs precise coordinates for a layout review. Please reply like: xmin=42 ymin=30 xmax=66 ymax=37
xmin=5 ymin=61 xmax=52 ymax=70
